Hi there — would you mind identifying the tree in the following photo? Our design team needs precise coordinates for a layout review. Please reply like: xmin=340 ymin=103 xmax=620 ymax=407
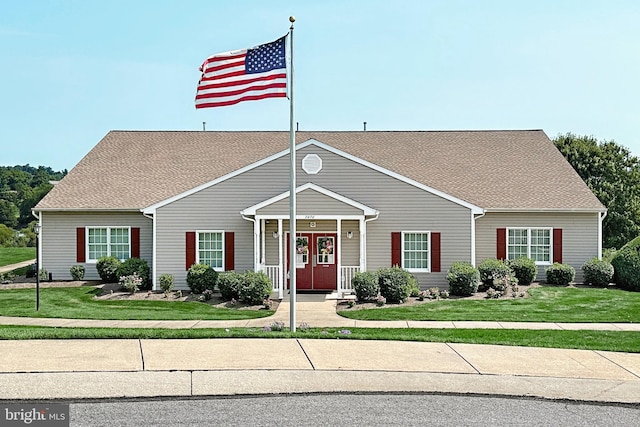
xmin=0 ymin=224 xmax=13 ymax=247
xmin=0 ymin=199 xmax=19 ymax=228
xmin=554 ymin=133 xmax=640 ymax=249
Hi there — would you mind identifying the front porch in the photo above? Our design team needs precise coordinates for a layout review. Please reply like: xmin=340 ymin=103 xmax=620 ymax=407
xmin=255 ymin=218 xmax=365 ymax=299
xmin=241 ymin=183 xmax=380 ymax=299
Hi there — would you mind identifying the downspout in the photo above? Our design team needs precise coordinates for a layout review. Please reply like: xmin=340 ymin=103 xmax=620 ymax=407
xmin=472 ymin=211 xmax=486 ymax=267
xmin=142 ymin=212 xmax=156 ymax=290
xmin=598 ymin=210 xmax=607 ymax=260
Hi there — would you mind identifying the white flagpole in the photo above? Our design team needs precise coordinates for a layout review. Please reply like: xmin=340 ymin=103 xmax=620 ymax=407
xmin=288 ymin=16 xmax=297 ymax=332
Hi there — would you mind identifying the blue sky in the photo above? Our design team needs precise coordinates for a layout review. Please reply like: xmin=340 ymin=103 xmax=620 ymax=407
xmin=1 ymin=0 xmax=639 ymax=171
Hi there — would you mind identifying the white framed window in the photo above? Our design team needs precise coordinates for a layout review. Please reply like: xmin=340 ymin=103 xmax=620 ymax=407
xmin=402 ymin=231 xmax=430 ymax=272
xmin=507 ymin=228 xmax=552 ymax=264
xmin=87 ymin=227 xmax=130 ymax=261
xmin=197 ymin=231 xmax=224 ymax=271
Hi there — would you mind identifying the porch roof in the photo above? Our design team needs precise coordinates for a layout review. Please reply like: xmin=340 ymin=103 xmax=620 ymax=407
xmin=241 ymin=183 xmax=379 ymax=217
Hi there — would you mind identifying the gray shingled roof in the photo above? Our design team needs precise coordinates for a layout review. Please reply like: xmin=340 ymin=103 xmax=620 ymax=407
xmin=35 ymin=130 xmax=605 ymax=211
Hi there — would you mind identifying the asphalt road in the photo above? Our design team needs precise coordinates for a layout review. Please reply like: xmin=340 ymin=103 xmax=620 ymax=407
xmin=69 ymin=394 xmax=640 ymax=426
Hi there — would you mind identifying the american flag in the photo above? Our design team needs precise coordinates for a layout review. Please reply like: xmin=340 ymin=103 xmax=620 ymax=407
xmin=195 ymin=36 xmax=287 ymax=109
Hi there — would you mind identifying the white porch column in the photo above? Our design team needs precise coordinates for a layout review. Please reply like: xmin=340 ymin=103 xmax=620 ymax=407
xmin=260 ymin=219 xmax=266 ymax=265
xmin=253 ymin=218 xmax=260 ymax=271
xmin=337 ymin=218 xmax=342 ymax=293
xmin=278 ymin=218 xmax=284 ymax=299
xmin=360 ymin=217 xmax=366 ymax=271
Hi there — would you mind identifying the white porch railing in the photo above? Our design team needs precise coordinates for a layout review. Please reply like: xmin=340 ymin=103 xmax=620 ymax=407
xmin=340 ymin=266 xmax=361 ymax=293
xmin=260 ymin=264 xmax=361 ymax=294
xmin=262 ymin=265 xmax=281 ymax=291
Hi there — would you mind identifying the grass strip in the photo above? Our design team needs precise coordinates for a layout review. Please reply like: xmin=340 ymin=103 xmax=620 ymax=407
xmin=0 ymin=326 xmax=638 ymax=353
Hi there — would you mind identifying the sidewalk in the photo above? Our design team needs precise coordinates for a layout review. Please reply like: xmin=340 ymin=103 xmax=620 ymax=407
xmin=0 ymin=338 xmax=639 ymax=403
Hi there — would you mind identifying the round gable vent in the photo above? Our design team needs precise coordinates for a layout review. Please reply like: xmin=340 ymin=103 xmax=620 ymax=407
xmin=302 ymin=154 xmax=322 ymax=174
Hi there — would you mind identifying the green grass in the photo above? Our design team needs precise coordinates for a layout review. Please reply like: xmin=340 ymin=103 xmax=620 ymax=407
xmin=0 ymin=286 xmax=273 ymax=320
xmin=0 ymin=326 xmax=638 ymax=353
xmin=340 ymin=287 xmax=640 ymax=323
xmin=0 ymin=247 xmax=35 ymax=267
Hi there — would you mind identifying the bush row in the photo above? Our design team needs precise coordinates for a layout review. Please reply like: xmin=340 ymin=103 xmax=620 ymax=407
xmin=215 ymin=270 xmax=272 ymax=305
xmin=352 ymin=266 xmax=419 ymax=304
xmin=95 ymin=256 xmax=152 ymax=290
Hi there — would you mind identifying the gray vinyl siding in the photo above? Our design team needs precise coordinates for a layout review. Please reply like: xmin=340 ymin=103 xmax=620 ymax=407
xmin=258 ymin=190 xmax=363 ymax=216
xmin=475 ymin=212 xmax=600 ymax=283
xmin=39 ymin=211 xmax=152 ymax=281
xmin=155 ymin=145 xmax=472 ymax=289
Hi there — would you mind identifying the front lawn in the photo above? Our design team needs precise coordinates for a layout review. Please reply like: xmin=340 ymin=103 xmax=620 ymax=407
xmin=339 ymin=287 xmax=640 ymax=323
xmin=0 ymin=286 xmax=273 ymax=320
xmin=0 ymin=247 xmax=35 ymax=267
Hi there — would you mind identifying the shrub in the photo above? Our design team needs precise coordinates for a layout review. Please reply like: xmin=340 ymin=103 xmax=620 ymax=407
xmin=70 ymin=265 xmax=85 ymax=281
xmin=238 ymin=271 xmax=272 ymax=305
xmin=25 ymin=263 xmax=36 ymax=278
xmin=198 ymin=289 xmax=214 ymax=301
xmin=491 ymin=272 xmax=518 ymax=293
xmin=447 ymin=261 xmax=480 ymax=296
xmin=118 ymin=258 xmax=151 ymax=290
xmin=545 ymin=263 xmax=576 ymax=286
xmin=186 ymin=263 xmax=218 ymax=294
xmin=508 ymin=257 xmax=537 ymax=286
xmin=0 ymin=271 xmax=15 ymax=283
xmin=96 ymin=256 xmax=122 ymax=283
xmin=159 ymin=274 xmax=174 ymax=292
xmin=477 ymin=258 xmax=511 ymax=291
xmin=376 ymin=295 xmax=386 ymax=306
xmin=377 ymin=266 xmax=413 ymax=304
xmin=217 ymin=271 xmax=243 ymax=301
xmin=352 ymin=271 xmax=379 ymax=302
xmin=119 ymin=273 xmax=142 ymax=294
xmin=611 ymin=248 xmax=640 ymax=291
xmin=581 ymin=258 xmax=614 ymax=287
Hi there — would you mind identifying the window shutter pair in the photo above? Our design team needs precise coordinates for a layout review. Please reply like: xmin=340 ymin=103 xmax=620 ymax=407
xmin=185 ymin=231 xmax=234 ymax=271
xmin=391 ymin=232 xmax=441 ymax=272
xmin=76 ymin=227 xmax=140 ymax=262
xmin=496 ymin=228 xmax=562 ymax=263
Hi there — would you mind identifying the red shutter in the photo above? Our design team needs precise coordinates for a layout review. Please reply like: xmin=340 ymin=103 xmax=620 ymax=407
xmin=225 ymin=232 xmax=235 ymax=271
xmin=186 ymin=232 xmax=196 ymax=270
xmin=497 ymin=228 xmax=507 ymax=260
xmin=131 ymin=228 xmax=140 ymax=258
xmin=391 ymin=232 xmax=401 ymax=267
xmin=431 ymin=232 xmax=441 ymax=272
xmin=553 ymin=228 xmax=563 ymax=263
xmin=76 ymin=227 xmax=86 ymax=263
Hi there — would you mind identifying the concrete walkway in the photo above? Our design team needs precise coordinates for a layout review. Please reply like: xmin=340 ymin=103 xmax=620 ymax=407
xmin=1 ymin=287 xmax=639 ymax=403
xmin=0 ymin=338 xmax=639 ymax=403
xmin=0 ymin=259 xmax=34 ymax=274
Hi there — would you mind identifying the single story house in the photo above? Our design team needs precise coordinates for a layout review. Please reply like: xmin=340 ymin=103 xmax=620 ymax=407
xmin=34 ymin=130 xmax=606 ymax=296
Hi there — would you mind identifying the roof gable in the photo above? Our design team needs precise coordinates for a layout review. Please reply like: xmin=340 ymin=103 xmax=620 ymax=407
xmin=241 ymin=183 xmax=379 ymax=216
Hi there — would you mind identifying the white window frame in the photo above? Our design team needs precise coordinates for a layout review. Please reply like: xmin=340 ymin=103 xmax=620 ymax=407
xmin=196 ymin=230 xmax=226 ymax=272
xmin=507 ymin=227 xmax=553 ymax=265
xmin=402 ymin=231 xmax=431 ymax=273
xmin=86 ymin=226 xmax=131 ymax=262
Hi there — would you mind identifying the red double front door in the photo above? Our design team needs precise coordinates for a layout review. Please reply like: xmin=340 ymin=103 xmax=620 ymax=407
xmin=287 ymin=233 xmax=337 ymax=291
